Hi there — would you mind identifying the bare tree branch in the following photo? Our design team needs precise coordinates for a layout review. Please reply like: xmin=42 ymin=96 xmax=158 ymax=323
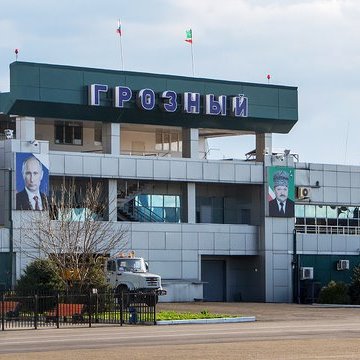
xmin=18 ymin=181 xmax=128 ymax=290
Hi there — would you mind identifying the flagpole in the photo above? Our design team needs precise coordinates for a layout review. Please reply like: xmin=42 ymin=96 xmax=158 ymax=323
xmin=185 ymin=29 xmax=195 ymax=77
xmin=117 ymin=19 xmax=124 ymax=71
xmin=119 ymin=35 xmax=124 ymax=71
xmin=190 ymin=42 xmax=195 ymax=77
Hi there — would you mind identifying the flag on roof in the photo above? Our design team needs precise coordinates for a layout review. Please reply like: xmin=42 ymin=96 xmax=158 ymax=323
xmin=185 ymin=29 xmax=192 ymax=44
xmin=116 ymin=20 xmax=122 ymax=36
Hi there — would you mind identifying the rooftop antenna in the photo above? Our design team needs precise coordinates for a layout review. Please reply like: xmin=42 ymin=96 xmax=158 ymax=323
xmin=267 ymin=74 xmax=271 ymax=84
xmin=15 ymin=48 xmax=19 ymax=61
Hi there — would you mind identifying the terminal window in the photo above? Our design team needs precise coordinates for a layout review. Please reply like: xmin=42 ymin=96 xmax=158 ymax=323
xmin=55 ymin=121 xmax=83 ymax=145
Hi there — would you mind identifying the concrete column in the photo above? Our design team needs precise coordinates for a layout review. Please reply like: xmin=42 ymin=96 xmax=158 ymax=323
xmin=256 ymin=133 xmax=272 ymax=161
xmin=108 ymin=179 xmax=118 ymax=221
xmin=182 ymin=128 xmax=199 ymax=159
xmin=102 ymin=123 xmax=121 ymax=155
xmin=16 ymin=116 xmax=35 ymax=141
xmin=187 ymin=183 xmax=196 ymax=224
xmin=259 ymin=155 xmax=295 ymax=303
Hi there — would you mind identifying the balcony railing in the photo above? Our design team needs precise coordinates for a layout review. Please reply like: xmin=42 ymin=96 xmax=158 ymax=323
xmin=295 ymin=224 xmax=360 ymax=235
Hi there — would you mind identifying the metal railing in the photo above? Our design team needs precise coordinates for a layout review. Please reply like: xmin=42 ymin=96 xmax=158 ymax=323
xmin=123 ymin=199 xmax=165 ymax=223
xmin=295 ymin=224 xmax=360 ymax=235
xmin=1 ymin=290 xmax=157 ymax=331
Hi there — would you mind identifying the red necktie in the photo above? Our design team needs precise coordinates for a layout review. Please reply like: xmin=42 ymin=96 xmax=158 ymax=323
xmin=33 ymin=196 xmax=40 ymax=210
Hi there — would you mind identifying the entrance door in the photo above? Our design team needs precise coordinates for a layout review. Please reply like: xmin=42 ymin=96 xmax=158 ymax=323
xmin=201 ymin=259 xmax=226 ymax=301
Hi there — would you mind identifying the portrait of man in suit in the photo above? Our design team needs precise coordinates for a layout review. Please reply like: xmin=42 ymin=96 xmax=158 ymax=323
xmin=268 ymin=169 xmax=294 ymax=217
xmin=16 ymin=155 xmax=48 ymax=210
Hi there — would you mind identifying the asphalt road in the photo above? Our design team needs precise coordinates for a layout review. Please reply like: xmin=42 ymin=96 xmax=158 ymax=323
xmin=1 ymin=303 xmax=360 ymax=359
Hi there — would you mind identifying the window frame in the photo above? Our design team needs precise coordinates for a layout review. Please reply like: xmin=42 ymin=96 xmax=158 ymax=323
xmin=55 ymin=121 xmax=83 ymax=146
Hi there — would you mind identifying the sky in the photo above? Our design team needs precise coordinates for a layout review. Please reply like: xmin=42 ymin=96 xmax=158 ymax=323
xmin=0 ymin=0 xmax=359 ymax=165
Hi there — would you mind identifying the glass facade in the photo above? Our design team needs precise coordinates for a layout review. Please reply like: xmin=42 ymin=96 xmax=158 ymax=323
xmin=55 ymin=121 xmax=83 ymax=145
xmin=131 ymin=194 xmax=181 ymax=223
xmin=295 ymin=204 xmax=360 ymax=234
xmin=155 ymin=130 xmax=182 ymax=153
xmin=49 ymin=176 xmax=106 ymax=220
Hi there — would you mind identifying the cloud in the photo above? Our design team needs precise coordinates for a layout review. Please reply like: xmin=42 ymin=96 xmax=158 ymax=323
xmin=1 ymin=0 xmax=360 ymax=164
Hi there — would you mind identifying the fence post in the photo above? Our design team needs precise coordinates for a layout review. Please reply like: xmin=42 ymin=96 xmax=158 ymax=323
xmin=34 ymin=294 xmax=38 ymax=330
xmin=120 ymin=292 xmax=123 ymax=326
xmin=153 ymin=292 xmax=157 ymax=325
xmin=56 ymin=293 xmax=60 ymax=329
xmin=95 ymin=292 xmax=99 ymax=323
xmin=88 ymin=291 xmax=92 ymax=328
xmin=1 ymin=293 xmax=5 ymax=331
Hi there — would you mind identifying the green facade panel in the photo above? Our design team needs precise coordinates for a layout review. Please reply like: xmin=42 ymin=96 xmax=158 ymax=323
xmin=300 ymin=254 xmax=360 ymax=286
xmin=0 ymin=61 xmax=298 ymax=133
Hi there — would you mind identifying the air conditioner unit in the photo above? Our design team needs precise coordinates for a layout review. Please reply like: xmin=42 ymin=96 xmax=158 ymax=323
xmin=297 ymin=187 xmax=311 ymax=199
xmin=337 ymin=260 xmax=349 ymax=271
xmin=300 ymin=267 xmax=314 ymax=280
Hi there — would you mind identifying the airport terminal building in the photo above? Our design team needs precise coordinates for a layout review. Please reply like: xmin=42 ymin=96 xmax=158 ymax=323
xmin=0 ymin=61 xmax=359 ymax=303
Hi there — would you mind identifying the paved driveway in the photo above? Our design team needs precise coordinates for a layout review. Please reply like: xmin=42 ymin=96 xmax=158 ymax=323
xmin=1 ymin=302 xmax=360 ymax=359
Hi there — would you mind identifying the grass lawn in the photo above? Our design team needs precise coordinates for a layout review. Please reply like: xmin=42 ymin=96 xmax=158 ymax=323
xmin=156 ymin=309 xmax=236 ymax=321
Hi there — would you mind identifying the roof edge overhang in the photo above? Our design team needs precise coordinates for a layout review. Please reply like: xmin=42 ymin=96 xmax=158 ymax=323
xmin=2 ymin=61 xmax=298 ymax=134
xmin=6 ymin=99 xmax=297 ymax=134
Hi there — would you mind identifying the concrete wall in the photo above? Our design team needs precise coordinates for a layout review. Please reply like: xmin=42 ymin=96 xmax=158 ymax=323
xmin=296 ymin=163 xmax=360 ymax=205
xmin=297 ymin=232 xmax=360 ymax=255
xmin=10 ymin=214 xmax=258 ymax=301
xmin=47 ymin=151 xmax=264 ymax=183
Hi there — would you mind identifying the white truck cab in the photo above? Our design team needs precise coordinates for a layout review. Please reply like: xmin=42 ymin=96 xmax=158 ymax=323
xmin=105 ymin=252 xmax=166 ymax=304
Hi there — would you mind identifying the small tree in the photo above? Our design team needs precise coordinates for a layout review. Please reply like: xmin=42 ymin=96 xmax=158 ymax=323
xmin=19 ymin=180 xmax=128 ymax=292
xmin=349 ymin=264 xmax=360 ymax=304
xmin=16 ymin=259 xmax=65 ymax=295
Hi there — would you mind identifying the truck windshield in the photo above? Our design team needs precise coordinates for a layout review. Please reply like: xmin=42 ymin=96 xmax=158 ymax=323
xmin=116 ymin=258 xmax=146 ymax=272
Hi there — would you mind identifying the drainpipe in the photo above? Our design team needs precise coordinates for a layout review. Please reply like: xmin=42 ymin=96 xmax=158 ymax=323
xmin=1 ymin=168 xmax=13 ymax=290
xmin=292 ymin=228 xmax=299 ymax=303
xmin=8 ymin=169 xmax=13 ymax=289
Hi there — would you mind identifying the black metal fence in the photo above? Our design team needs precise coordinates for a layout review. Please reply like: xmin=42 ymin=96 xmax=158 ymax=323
xmin=1 ymin=290 xmax=157 ymax=330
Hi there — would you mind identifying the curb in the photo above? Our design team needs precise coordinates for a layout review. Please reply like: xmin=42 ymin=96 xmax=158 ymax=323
xmin=311 ymin=304 xmax=360 ymax=308
xmin=156 ymin=316 xmax=256 ymax=325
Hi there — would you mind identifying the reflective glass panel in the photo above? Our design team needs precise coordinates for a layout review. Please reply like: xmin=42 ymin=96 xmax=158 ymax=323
xmin=164 ymin=195 xmax=176 ymax=207
xmin=151 ymin=207 xmax=164 ymax=220
xmin=295 ymin=205 xmax=305 ymax=218
xmin=305 ymin=205 xmax=316 ymax=217
xmin=151 ymin=195 xmax=163 ymax=207
xmin=338 ymin=206 xmax=348 ymax=219
xmin=316 ymin=205 xmax=327 ymax=218
xmin=163 ymin=133 xmax=170 ymax=151
xmin=327 ymin=206 xmax=337 ymax=219
xmin=171 ymin=133 xmax=178 ymax=152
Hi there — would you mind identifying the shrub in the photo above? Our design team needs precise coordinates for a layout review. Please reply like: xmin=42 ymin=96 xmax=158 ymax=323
xmin=16 ymin=259 xmax=65 ymax=295
xmin=15 ymin=259 xmax=66 ymax=312
xmin=349 ymin=264 xmax=360 ymax=304
xmin=318 ymin=281 xmax=350 ymax=304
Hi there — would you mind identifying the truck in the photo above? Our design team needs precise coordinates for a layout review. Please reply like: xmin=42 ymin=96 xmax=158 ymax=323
xmin=105 ymin=251 xmax=166 ymax=306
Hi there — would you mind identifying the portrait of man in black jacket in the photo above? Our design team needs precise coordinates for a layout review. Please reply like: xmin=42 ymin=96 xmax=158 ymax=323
xmin=16 ymin=155 xmax=47 ymax=210
xmin=269 ymin=170 xmax=294 ymax=217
